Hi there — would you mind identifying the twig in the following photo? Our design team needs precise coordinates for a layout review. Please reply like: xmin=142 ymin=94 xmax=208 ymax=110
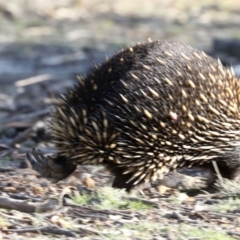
xmin=0 ymin=108 xmax=49 ymax=124
xmin=212 ymin=160 xmax=223 ymax=184
xmin=15 ymin=74 xmax=52 ymax=87
xmin=18 ymin=147 xmax=56 ymax=154
xmin=3 ymin=225 xmax=78 ymax=237
xmin=65 ymin=203 xmax=134 ymax=219
xmin=0 ymin=167 xmax=14 ymax=173
xmin=0 ymin=197 xmax=60 ymax=213
xmin=3 ymin=122 xmax=33 ymax=128
xmin=124 ymin=196 xmax=159 ymax=207
xmin=7 ymin=193 xmax=44 ymax=202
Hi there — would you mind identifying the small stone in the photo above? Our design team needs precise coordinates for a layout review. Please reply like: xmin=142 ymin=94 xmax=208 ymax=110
xmin=157 ymin=185 xmax=172 ymax=194
xmin=83 ymin=177 xmax=95 ymax=188
xmin=40 ymin=181 xmax=50 ymax=187
xmin=32 ymin=186 xmax=44 ymax=195
xmin=3 ymin=186 xmax=17 ymax=193
xmin=65 ymin=175 xmax=82 ymax=187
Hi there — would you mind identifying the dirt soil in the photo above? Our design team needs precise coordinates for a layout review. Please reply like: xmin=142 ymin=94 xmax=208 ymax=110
xmin=1 ymin=1 xmax=240 ymax=239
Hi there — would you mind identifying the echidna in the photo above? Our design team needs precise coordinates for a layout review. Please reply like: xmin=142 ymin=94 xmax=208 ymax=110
xmin=29 ymin=39 xmax=240 ymax=191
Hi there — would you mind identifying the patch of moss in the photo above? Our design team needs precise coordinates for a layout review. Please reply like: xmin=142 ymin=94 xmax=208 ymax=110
xmin=179 ymin=224 xmax=235 ymax=240
xmin=71 ymin=187 xmax=154 ymax=211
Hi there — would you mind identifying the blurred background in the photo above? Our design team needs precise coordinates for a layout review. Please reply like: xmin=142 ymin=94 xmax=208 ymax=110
xmin=0 ymin=0 xmax=240 ymax=164
xmin=1 ymin=2 xmax=240 ymax=238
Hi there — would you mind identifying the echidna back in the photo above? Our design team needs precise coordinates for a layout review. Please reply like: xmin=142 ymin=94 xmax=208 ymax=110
xmin=50 ymin=40 xmax=240 ymax=188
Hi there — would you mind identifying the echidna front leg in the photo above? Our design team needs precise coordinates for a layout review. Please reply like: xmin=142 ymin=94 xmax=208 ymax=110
xmin=112 ymin=172 xmax=136 ymax=192
xmin=27 ymin=148 xmax=76 ymax=183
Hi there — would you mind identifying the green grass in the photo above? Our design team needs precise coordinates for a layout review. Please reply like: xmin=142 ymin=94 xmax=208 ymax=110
xmin=215 ymin=178 xmax=240 ymax=197
xmin=71 ymin=186 xmax=154 ymax=211
xmin=98 ymin=221 xmax=167 ymax=239
xmin=178 ymin=224 xmax=235 ymax=240
xmin=71 ymin=192 xmax=91 ymax=205
xmin=98 ymin=222 xmax=234 ymax=240
xmin=212 ymin=198 xmax=240 ymax=213
xmin=127 ymin=200 xmax=153 ymax=211
xmin=0 ymin=215 xmax=10 ymax=228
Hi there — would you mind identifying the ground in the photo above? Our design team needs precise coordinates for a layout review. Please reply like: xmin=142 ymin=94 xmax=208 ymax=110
xmin=1 ymin=1 xmax=240 ymax=239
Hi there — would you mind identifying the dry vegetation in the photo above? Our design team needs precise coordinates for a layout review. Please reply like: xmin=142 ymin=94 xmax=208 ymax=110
xmin=1 ymin=0 xmax=240 ymax=239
